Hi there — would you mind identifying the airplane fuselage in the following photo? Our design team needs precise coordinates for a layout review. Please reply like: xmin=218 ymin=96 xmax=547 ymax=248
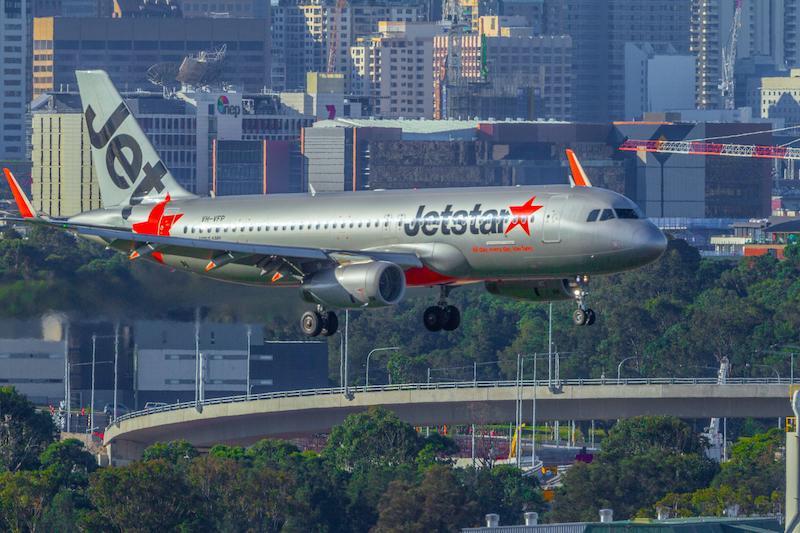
xmin=71 ymin=184 xmax=666 ymax=287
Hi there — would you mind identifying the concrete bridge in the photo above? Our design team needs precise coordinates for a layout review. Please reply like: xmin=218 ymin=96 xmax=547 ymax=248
xmin=104 ymin=378 xmax=795 ymax=464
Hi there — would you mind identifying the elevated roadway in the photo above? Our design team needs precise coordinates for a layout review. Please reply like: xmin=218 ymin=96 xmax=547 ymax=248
xmin=104 ymin=378 xmax=794 ymax=464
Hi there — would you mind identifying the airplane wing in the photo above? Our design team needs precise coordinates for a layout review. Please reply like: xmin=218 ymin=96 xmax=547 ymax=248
xmin=66 ymin=221 xmax=422 ymax=269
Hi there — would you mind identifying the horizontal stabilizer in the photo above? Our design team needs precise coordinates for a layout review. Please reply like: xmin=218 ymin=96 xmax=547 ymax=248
xmin=2 ymin=168 xmax=36 ymax=219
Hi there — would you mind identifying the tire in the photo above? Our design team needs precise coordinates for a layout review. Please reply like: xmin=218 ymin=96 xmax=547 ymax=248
xmin=423 ymin=306 xmax=444 ymax=332
xmin=301 ymin=311 xmax=323 ymax=337
xmin=572 ymin=308 xmax=588 ymax=326
xmin=321 ymin=311 xmax=339 ymax=336
xmin=442 ymin=305 xmax=461 ymax=331
xmin=585 ymin=308 xmax=596 ymax=326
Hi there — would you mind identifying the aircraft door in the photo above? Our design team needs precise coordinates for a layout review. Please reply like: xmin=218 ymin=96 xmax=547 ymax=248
xmin=541 ymin=195 xmax=566 ymax=243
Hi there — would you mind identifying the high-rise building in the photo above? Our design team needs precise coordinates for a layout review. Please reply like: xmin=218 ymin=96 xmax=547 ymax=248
xmin=180 ymin=0 xmax=267 ymax=17
xmin=623 ymin=43 xmax=695 ymax=119
xmin=760 ymin=69 xmax=800 ymax=126
xmin=271 ymin=0 xmax=428 ymax=91
xmin=692 ymin=0 xmax=800 ymax=110
xmin=350 ymin=21 xmax=442 ymax=118
xmin=433 ymin=17 xmax=571 ymax=120
xmin=1 ymin=0 xmax=31 ymax=161
xmin=32 ymin=17 xmax=271 ymax=98
xmin=565 ymin=0 xmax=690 ymax=121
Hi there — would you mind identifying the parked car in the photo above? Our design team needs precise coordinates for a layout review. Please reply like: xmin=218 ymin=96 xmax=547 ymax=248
xmin=102 ymin=403 xmax=130 ymax=417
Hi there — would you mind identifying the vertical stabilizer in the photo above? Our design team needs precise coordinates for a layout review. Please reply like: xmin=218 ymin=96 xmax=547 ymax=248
xmin=76 ymin=70 xmax=195 ymax=208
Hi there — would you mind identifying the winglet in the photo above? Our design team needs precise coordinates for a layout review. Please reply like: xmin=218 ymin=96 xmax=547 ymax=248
xmin=565 ymin=149 xmax=592 ymax=187
xmin=2 ymin=168 xmax=36 ymax=218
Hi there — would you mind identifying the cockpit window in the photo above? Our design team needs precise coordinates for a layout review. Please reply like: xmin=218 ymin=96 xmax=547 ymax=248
xmin=599 ymin=208 xmax=615 ymax=221
xmin=614 ymin=208 xmax=639 ymax=219
xmin=586 ymin=209 xmax=600 ymax=222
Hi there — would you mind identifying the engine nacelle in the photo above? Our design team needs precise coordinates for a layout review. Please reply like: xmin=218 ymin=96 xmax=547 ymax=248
xmin=485 ymin=279 xmax=573 ymax=302
xmin=301 ymin=261 xmax=406 ymax=308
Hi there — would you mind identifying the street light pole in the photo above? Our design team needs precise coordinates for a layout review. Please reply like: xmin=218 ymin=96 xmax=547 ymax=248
xmin=617 ymin=356 xmax=638 ymax=384
xmin=531 ymin=353 xmax=537 ymax=469
xmin=90 ymin=334 xmax=96 ymax=433
xmin=365 ymin=346 xmax=400 ymax=387
xmin=64 ymin=324 xmax=70 ymax=433
xmin=246 ymin=326 xmax=251 ymax=399
xmin=548 ymin=303 xmax=553 ymax=387
xmin=113 ymin=323 xmax=119 ymax=421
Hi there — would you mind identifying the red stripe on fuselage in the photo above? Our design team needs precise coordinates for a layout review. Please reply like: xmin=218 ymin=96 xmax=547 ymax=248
xmin=405 ymin=266 xmax=458 ymax=286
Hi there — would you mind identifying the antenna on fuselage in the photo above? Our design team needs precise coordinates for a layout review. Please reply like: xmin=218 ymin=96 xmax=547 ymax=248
xmin=309 ymin=184 xmax=317 ymax=197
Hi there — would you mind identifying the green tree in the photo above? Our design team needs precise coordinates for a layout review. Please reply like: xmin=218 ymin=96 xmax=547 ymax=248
xmin=550 ymin=417 xmax=717 ymax=522
xmin=0 ymin=386 xmax=57 ymax=472
xmin=141 ymin=439 xmax=198 ymax=466
xmin=599 ymin=416 xmax=707 ymax=461
xmin=246 ymin=439 xmax=300 ymax=469
xmin=373 ymin=465 xmax=479 ymax=532
xmin=88 ymin=459 xmax=200 ymax=531
xmin=0 ymin=469 xmax=54 ymax=533
xmin=459 ymin=465 xmax=544 ymax=525
xmin=324 ymin=407 xmax=422 ymax=471
xmin=653 ymin=428 xmax=785 ymax=518
xmin=39 ymin=438 xmax=96 ymax=489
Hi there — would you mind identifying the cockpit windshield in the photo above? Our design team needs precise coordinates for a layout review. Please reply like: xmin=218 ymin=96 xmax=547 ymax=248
xmin=614 ymin=208 xmax=639 ymax=219
xmin=586 ymin=206 xmax=644 ymax=222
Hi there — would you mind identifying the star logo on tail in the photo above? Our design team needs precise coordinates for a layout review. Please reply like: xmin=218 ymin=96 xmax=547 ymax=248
xmin=505 ymin=196 xmax=543 ymax=236
xmin=132 ymin=194 xmax=183 ymax=236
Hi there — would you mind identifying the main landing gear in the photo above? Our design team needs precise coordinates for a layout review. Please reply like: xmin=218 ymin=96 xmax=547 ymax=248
xmin=301 ymin=306 xmax=339 ymax=337
xmin=572 ymin=275 xmax=596 ymax=326
xmin=423 ymin=286 xmax=461 ymax=332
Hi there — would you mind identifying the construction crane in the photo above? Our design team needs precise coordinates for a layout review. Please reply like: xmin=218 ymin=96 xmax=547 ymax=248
xmin=720 ymin=0 xmax=742 ymax=110
xmin=619 ymin=138 xmax=800 ymax=161
xmin=327 ymin=0 xmax=347 ymax=74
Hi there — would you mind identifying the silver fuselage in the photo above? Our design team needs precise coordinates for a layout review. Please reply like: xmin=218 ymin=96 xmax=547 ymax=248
xmin=70 ymin=184 xmax=667 ymax=286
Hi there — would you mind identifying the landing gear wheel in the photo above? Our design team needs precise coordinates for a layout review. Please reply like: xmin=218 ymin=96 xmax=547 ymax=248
xmin=442 ymin=305 xmax=461 ymax=331
xmin=585 ymin=308 xmax=596 ymax=326
xmin=573 ymin=308 xmax=588 ymax=326
xmin=423 ymin=306 xmax=444 ymax=332
xmin=321 ymin=311 xmax=339 ymax=336
xmin=301 ymin=311 xmax=323 ymax=337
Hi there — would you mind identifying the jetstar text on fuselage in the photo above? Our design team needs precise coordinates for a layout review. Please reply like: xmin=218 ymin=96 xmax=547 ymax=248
xmin=404 ymin=204 xmax=533 ymax=237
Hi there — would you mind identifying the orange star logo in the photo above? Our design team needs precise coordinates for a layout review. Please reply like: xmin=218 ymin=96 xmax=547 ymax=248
xmin=505 ymin=196 xmax=543 ymax=236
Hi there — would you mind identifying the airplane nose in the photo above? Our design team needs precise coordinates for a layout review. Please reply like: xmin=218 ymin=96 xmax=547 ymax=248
xmin=632 ymin=224 xmax=668 ymax=264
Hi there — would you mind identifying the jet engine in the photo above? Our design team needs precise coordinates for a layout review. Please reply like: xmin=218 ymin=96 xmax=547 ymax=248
xmin=301 ymin=261 xmax=406 ymax=308
xmin=485 ymin=279 xmax=573 ymax=302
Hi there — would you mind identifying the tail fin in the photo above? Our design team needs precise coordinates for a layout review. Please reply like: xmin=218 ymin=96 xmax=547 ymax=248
xmin=3 ymin=168 xmax=37 ymax=219
xmin=76 ymin=70 xmax=195 ymax=209
xmin=565 ymin=149 xmax=593 ymax=187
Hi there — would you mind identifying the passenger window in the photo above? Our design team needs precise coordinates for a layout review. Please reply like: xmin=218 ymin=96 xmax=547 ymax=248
xmin=586 ymin=209 xmax=600 ymax=222
xmin=599 ymin=209 xmax=615 ymax=221
xmin=614 ymin=208 xmax=639 ymax=219
xmin=183 ymin=227 xmax=187 ymax=234
xmin=366 ymin=222 xmax=371 ymax=228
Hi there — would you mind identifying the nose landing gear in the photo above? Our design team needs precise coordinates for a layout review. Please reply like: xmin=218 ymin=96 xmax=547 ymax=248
xmin=423 ymin=286 xmax=461 ymax=332
xmin=572 ymin=275 xmax=596 ymax=326
xmin=301 ymin=306 xmax=339 ymax=337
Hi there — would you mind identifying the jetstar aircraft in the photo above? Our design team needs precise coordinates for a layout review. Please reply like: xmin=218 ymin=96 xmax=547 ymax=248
xmin=2 ymin=70 xmax=667 ymax=336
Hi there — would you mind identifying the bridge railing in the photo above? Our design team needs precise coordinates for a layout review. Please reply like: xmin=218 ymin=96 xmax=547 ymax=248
xmin=110 ymin=376 xmax=794 ymax=427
